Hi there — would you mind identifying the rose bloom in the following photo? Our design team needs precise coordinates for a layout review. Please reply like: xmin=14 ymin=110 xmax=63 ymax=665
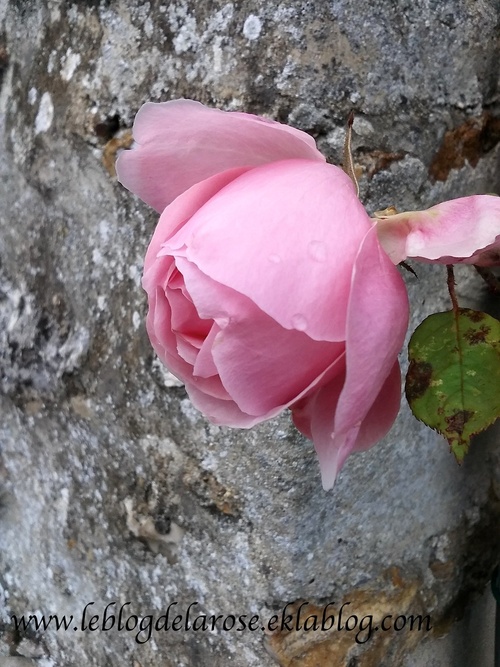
xmin=117 ymin=100 xmax=409 ymax=489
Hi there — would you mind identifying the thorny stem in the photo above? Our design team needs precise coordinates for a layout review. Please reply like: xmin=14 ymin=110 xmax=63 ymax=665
xmin=447 ymin=265 xmax=459 ymax=312
xmin=474 ymin=265 xmax=500 ymax=296
xmin=343 ymin=110 xmax=360 ymax=198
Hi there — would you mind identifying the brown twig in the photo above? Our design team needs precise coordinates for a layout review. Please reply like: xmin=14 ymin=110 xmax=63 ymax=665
xmin=343 ymin=110 xmax=359 ymax=197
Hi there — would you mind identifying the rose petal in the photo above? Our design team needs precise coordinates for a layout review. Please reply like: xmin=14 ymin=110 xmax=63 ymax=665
xmin=213 ymin=318 xmax=344 ymax=416
xmin=116 ymin=99 xmax=325 ymax=213
xmin=290 ymin=228 xmax=408 ymax=490
xmin=173 ymin=256 xmax=344 ymax=415
xmin=376 ymin=195 xmax=500 ymax=266
xmin=193 ymin=323 xmax=220 ymax=378
xmin=334 ymin=227 xmax=408 ymax=435
xmin=148 ymin=285 xmax=228 ymax=401
xmin=292 ymin=361 xmax=401 ymax=490
xmin=148 ymin=285 xmax=192 ymax=380
xmin=291 ymin=361 xmax=348 ymax=489
xmin=143 ymin=166 xmax=251 ymax=273
xmin=185 ymin=382 xmax=276 ymax=428
xmin=350 ymin=360 xmax=402 ymax=453
xmin=167 ymin=269 xmax=212 ymax=348
xmin=166 ymin=159 xmax=373 ymax=342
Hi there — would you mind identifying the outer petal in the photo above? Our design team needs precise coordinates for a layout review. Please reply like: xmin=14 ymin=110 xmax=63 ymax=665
xmin=291 ymin=360 xmax=347 ymax=489
xmin=351 ymin=361 xmax=402 ymax=453
xmin=116 ymin=99 xmax=325 ymax=213
xmin=376 ymin=195 xmax=500 ymax=266
xmin=185 ymin=382 xmax=275 ymax=428
xmin=292 ymin=361 xmax=401 ymax=490
xmin=167 ymin=159 xmax=373 ymax=342
xmin=143 ymin=166 xmax=251 ymax=272
xmin=334 ymin=227 xmax=408 ymax=434
xmin=291 ymin=228 xmax=408 ymax=490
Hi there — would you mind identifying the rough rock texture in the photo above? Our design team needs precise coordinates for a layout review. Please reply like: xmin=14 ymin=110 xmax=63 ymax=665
xmin=1 ymin=1 xmax=500 ymax=665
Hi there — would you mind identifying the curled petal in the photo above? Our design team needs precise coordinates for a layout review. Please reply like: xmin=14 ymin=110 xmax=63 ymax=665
xmin=116 ymin=99 xmax=325 ymax=213
xmin=291 ymin=362 xmax=347 ymax=489
xmin=376 ymin=195 xmax=500 ymax=266
xmin=292 ymin=361 xmax=401 ymax=490
xmin=291 ymin=228 xmax=408 ymax=490
xmin=335 ymin=227 xmax=408 ymax=435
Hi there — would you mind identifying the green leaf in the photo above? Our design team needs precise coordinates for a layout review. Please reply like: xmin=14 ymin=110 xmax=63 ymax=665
xmin=406 ymin=308 xmax=500 ymax=462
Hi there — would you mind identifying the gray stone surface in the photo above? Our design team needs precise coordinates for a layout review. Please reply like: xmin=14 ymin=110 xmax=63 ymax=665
xmin=0 ymin=1 xmax=500 ymax=665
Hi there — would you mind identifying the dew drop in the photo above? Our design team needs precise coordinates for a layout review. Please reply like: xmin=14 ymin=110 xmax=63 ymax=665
xmin=308 ymin=240 xmax=327 ymax=262
xmin=292 ymin=314 xmax=308 ymax=331
xmin=268 ymin=253 xmax=282 ymax=264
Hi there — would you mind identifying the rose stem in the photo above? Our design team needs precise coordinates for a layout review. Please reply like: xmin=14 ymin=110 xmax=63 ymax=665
xmin=447 ymin=264 xmax=459 ymax=312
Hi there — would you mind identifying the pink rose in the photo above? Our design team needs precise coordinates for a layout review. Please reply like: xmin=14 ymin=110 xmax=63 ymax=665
xmin=116 ymin=100 xmax=409 ymax=489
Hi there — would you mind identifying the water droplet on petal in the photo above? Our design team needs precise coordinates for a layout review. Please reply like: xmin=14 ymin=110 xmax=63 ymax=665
xmin=308 ymin=240 xmax=327 ymax=262
xmin=268 ymin=253 xmax=282 ymax=264
xmin=292 ymin=314 xmax=308 ymax=331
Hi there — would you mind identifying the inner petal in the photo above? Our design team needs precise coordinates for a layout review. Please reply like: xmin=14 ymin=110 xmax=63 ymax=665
xmin=166 ymin=267 xmax=212 ymax=363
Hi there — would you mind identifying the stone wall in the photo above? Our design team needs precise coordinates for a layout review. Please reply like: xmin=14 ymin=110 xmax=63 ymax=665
xmin=1 ymin=1 xmax=500 ymax=665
